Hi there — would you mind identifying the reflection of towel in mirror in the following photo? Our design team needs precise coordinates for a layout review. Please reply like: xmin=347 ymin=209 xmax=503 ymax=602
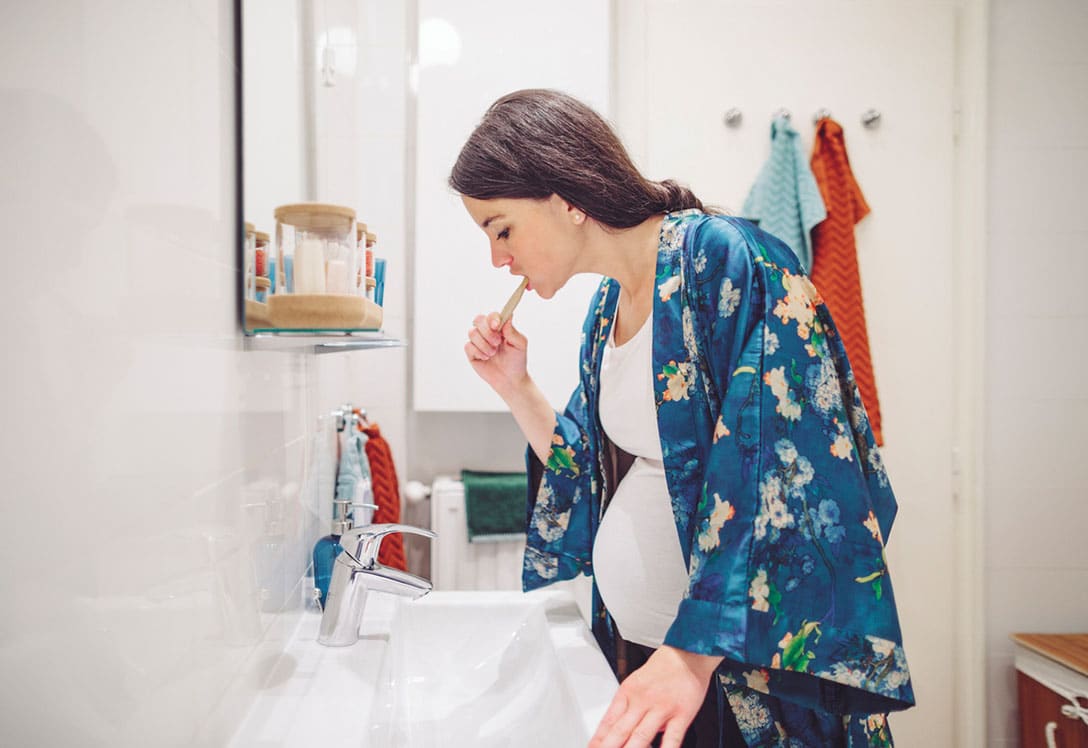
xmin=336 ymin=428 xmax=374 ymax=527
xmin=809 ymin=117 xmax=884 ymax=445
xmin=362 ymin=423 xmax=407 ymax=571
xmin=461 ymin=470 xmax=528 ymax=543
xmin=742 ymin=115 xmax=826 ymax=272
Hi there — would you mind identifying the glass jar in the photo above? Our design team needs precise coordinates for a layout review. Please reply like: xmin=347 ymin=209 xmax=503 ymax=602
xmin=244 ymin=221 xmax=257 ymax=301
xmin=254 ymin=230 xmax=271 ymax=301
xmin=365 ymin=231 xmax=377 ymax=301
xmin=272 ymin=203 xmax=357 ymax=296
xmin=355 ymin=221 xmax=368 ymax=296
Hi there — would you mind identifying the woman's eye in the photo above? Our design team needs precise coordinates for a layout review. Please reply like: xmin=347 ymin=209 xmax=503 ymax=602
xmin=497 ymin=228 xmax=509 ymax=240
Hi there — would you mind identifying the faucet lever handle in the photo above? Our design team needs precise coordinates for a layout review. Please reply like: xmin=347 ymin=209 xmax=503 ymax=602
xmin=340 ymin=523 xmax=436 ymax=567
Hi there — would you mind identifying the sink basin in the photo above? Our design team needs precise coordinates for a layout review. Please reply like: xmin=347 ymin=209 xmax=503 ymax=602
xmin=229 ymin=588 xmax=617 ymax=747
xmin=368 ymin=590 xmax=615 ymax=747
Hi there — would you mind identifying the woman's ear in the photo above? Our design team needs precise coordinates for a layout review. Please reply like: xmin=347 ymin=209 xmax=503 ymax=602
xmin=551 ymin=194 xmax=585 ymax=225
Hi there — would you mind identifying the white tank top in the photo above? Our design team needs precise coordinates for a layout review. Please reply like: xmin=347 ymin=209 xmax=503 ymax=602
xmin=593 ymin=312 xmax=690 ymax=649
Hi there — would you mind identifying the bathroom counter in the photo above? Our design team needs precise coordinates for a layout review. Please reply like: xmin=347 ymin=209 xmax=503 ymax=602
xmin=229 ymin=595 xmax=398 ymax=747
xmin=229 ymin=589 xmax=617 ymax=747
xmin=1012 ymin=633 xmax=1088 ymax=677
xmin=1011 ymin=633 xmax=1088 ymax=747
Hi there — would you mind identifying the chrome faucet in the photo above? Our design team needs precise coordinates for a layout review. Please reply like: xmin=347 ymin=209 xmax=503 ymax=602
xmin=318 ymin=523 xmax=437 ymax=647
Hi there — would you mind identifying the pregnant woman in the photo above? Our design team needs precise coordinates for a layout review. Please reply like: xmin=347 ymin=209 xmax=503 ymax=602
xmin=454 ymin=88 xmax=914 ymax=748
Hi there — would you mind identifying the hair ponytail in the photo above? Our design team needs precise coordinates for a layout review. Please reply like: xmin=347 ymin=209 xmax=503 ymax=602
xmin=656 ymin=179 xmax=704 ymax=213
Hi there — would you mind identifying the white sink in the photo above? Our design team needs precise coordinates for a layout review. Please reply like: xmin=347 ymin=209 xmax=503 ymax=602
xmin=369 ymin=591 xmax=612 ymax=746
xmin=230 ymin=589 xmax=617 ymax=747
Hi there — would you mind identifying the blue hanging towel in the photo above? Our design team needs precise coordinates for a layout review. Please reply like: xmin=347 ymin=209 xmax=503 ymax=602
xmin=336 ymin=428 xmax=375 ymax=527
xmin=741 ymin=115 xmax=826 ymax=272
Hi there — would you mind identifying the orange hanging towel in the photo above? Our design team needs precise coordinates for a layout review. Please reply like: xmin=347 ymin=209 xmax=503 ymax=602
xmin=360 ymin=420 xmax=408 ymax=571
xmin=809 ymin=118 xmax=885 ymax=445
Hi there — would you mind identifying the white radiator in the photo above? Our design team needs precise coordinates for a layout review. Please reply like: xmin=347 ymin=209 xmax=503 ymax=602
xmin=427 ymin=476 xmax=594 ymax=622
xmin=428 ymin=476 xmax=525 ymax=591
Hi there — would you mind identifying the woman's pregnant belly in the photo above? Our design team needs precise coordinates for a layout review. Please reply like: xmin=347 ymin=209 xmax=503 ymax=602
xmin=591 ymin=457 xmax=690 ymax=649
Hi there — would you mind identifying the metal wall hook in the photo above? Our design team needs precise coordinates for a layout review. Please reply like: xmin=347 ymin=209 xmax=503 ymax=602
xmin=333 ymin=402 xmax=355 ymax=432
xmin=722 ymin=106 xmax=883 ymax=129
xmin=332 ymin=403 xmax=371 ymax=433
xmin=722 ymin=107 xmax=743 ymax=128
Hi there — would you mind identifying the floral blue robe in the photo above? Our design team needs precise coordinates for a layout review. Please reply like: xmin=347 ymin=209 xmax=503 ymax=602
xmin=523 ymin=210 xmax=914 ymax=746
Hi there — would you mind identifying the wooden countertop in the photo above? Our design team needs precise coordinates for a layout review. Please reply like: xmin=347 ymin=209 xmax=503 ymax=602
xmin=1012 ymin=633 xmax=1088 ymax=677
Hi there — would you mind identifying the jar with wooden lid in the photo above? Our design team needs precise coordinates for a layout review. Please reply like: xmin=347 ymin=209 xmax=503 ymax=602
xmin=365 ymin=231 xmax=378 ymax=302
xmin=254 ymin=230 xmax=271 ymax=302
xmin=273 ymin=203 xmax=356 ymax=296
xmin=268 ymin=203 xmax=381 ymax=329
xmin=361 ymin=220 xmax=374 ymax=295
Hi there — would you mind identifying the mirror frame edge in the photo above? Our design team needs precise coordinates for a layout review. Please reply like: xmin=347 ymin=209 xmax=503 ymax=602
xmin=233 ymin=0 xmax=246 ymax=333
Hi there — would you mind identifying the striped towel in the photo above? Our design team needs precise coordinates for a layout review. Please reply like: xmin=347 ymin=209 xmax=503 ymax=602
xmin=809 ymin=117 xmax=885 ymax=445
xmin=362 ymin=422 xmax=408 ymax=571
xmin=742 ymin=115 xmax=827 ymax=272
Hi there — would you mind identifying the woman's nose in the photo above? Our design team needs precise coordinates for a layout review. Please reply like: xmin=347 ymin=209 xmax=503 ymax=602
xmin=490 ymin=242 xmax=510 ymax=269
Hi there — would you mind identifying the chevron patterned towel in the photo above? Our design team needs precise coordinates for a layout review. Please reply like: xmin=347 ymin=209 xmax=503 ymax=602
xmin=809 ymin=117 xmax=885 ymax=446
xmin=362 ymin=421 xmax=408 ymax=571
xmin=742 ymin=115 xmax=827 ymax=271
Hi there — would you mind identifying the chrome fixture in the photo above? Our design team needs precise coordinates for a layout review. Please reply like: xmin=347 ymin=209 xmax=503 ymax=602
xmin=722 ymin=107 xmax=743 ymax=128
xmin=812 ymin=107 xmax=833 ymax=123
xmin=861 ymin=108 xmax=882 ymax=128
xmin=318 ymin=523 xmax=437 ymax=647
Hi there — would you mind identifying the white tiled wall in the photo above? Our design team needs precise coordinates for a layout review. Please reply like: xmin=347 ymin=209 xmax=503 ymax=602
xmin=984 ymin=0 xmax=1088 ymax=744
xmin=0 ymin=1 xmax=409 ymax=745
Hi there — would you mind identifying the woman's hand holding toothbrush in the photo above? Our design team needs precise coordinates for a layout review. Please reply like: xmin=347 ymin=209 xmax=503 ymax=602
xmin=464 ymin=278 xmax=555 ymax=462
xmin=465 ymin=310 xmax=529 ymax=400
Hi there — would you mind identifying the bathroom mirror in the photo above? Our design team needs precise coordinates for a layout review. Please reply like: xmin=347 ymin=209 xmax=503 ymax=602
xmin=239 ymin=0 xmax=307 ymax=333
xmin=239 ymin=0 xmax=390 ymax=335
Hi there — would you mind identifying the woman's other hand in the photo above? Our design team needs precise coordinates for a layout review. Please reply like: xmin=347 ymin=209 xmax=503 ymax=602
xmin=588 ymin=646 xmax=723 ymax=748
xmin=464 ymin=311 xmax=529 ymax=400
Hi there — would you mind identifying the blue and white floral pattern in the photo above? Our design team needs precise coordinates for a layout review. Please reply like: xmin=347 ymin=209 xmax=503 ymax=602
xmin=521 ymin=211 xmax=913 ymax=745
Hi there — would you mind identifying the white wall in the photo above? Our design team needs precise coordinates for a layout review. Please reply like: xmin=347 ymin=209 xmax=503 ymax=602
xmin=983 ymin=0 xmax=1088 ymax=744
xmin=412 ymin=0 xmax=611 ymax=414
xmin=0 ymin=1 xmax=409 ymax=745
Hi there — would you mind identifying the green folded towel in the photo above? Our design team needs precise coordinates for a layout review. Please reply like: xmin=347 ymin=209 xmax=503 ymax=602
xmin=461 ymin=469 xmax=528 ymax=543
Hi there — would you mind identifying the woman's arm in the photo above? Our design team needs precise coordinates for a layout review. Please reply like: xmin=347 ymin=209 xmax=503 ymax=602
xmin=465 ymin=311 xmax=555 ymax=462
xmin=467 ymin=306 xmax=598 ymax=588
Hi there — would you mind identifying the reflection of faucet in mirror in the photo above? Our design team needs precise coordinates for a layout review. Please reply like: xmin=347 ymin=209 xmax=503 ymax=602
xmin=318 ymin=523 xmax=437 ymax=647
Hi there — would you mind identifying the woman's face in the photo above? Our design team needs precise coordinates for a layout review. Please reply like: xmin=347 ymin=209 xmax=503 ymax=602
xmin=461 ymin=194 xmax=584 ymax=300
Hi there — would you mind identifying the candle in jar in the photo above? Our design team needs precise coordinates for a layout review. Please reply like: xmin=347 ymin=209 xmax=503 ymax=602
xmin=294 ymin=238 xmax=326 ymax=294
xmin=325 ymin=260 xmax=350 ymax=295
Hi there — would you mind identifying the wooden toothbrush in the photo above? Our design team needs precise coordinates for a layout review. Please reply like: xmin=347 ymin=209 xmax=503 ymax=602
xmin=498 ymin=277 xmax=529 ymax=327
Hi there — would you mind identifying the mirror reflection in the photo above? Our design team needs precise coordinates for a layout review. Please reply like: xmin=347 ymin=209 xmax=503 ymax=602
xmin=241 ymin=0 xmax=385 ymax=334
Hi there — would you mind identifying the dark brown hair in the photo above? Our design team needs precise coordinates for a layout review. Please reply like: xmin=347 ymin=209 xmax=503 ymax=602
xmin=449 ymin=89 xmax=705 ymax=229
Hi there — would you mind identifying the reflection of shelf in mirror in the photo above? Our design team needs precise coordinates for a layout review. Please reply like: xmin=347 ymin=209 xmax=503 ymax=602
xmin=244 ymin=329 xmax=406 ymax=354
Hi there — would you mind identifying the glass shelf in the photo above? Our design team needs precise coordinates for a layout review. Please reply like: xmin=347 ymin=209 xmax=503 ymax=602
xmin=244 ymin=329 xmax=406 ymax=354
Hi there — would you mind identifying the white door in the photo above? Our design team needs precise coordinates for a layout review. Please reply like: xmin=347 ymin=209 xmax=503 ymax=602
xmin=616 ymin=1 xmax=960 ymax=744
